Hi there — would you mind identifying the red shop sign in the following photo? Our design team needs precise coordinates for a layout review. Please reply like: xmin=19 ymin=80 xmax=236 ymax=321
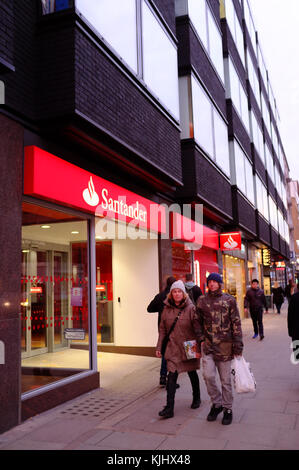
xmin=24 ymin=146 xmax=166 ymax=234
xmin=220 ymin=232 xmax=242 ymax=251
xmin=171 ymin=213 xmax=219 ymax=250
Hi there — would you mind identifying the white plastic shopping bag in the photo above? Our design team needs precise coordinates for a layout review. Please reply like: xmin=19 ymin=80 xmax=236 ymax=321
xmin=231 ymin=356 xmax=256 ymax=393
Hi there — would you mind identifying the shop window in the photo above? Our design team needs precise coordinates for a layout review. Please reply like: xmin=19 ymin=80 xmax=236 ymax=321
xmin=96 ymin=241 xmax=113 ymax=343
xmin=223 ymin=255 xmax=246 ymax=318
xmin=21 ymin=201 xmax=91 ymax=394
xmin=172 ymin=242 xmax=192 ymax=281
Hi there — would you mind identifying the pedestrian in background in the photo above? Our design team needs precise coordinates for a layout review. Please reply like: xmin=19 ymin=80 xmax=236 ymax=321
xmin=285 ymin=279 xmax=297 ymax=304
xmin=197 ymin=273 xmax=243 ymax=426
xmin=156 ymin=280 xmax=201 ymax=419
xmin=244 ymin=279 xmax=268 ymax=340
xmin=147 ymin=276 xmax=176 ymax=387
xmin=272 ymin=281 xmax=285 ymax=314
xmin=185 ymin=273 xmax=203 ymax=306
xmin=288 ymin=290 xmax=299 ymax=364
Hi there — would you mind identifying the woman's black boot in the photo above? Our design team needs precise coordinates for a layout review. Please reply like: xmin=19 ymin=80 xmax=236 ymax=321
xmin=188 ymin=371 xmax=201 ymax=409
xmin=158 ymin=371 xmax=178 ymax=418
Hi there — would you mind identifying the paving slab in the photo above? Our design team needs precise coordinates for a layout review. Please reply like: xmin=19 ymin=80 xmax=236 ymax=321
xmin=239 ymin=409 xmax=297 ymax=429
xmin=92 ymin=430 xmax=166 ymax=450
xmin=156 ymin=434 xmax=228 ymax=450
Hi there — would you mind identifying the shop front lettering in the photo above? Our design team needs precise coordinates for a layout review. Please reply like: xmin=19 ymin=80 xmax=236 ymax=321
xmin=101 ymin=188 xmax=147 ymax=223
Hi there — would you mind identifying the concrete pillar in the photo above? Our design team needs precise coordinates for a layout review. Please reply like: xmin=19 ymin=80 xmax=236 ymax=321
xmin=0 ymin=114 xmax=23 ymax=433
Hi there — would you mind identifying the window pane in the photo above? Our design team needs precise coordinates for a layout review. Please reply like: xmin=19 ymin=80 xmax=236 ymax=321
xmin=235 ymin=17 xmax=245 ymax=65
xmin=213 ymin=110 xmax=230 ymax=176
xmin=235 ymin=143 xmax=246 ymax=195
xmin=229 ymin=58 xmax=240 ymax=112
xmin=76 ymin=0 xmax=138 ymax=72
xmin=142 ymin=1 xmax=180 ymax=119
xmin=188 ymin=0 xmax=208 ymax=49
xmin=244 ymin=157 xmax=255 ymax=205
xmin=21 ymin=202 xmax=90 ymax=393
xmin=239 ymin=85 xmax=250 ymax=133
xmin=207 ymin=8 xmax=224 ymax=82
xmin=191 ymin=75 xmax=214 ymax=157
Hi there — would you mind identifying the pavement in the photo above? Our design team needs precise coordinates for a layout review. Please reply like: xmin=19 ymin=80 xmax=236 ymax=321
xmin=1 ymin=301 xmax=299 ymax=451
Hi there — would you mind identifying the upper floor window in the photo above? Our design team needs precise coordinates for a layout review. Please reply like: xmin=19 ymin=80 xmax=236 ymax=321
xmin=227 ymin=57 xmax=250 ymax=134
xmin=257 ymin=44 xmax=268 ymax=89
xmin=41 ymin=0 xmax=71 ymax=14
xmin=264 ymin=143 xmax=274 ymax=184
xmin=234 ymin=141 xmax=255 ymax=205
xmin=224 ymin=0 xmax=245 ymax=66
xmin=268 ymin=196 xmax=278 ymax=231
xmin=247 ymin=50 xmax=260 ymax=107
xmin=261 ymin=93 xmax=271 ymax=137
xmin=250 ymin=110 xmax=264 ymax=162
xmin=177 ymin=0 xmax=224 ymax=82
xmin=244 ymin=0 xmax=257 ymax=54
xmin=76 ymin=0 xmax=180 ymax=120
xmin=179 ymin=74 xmax=230 ymax=177
xmin=256 ymin=175 xmax=269 ymax=221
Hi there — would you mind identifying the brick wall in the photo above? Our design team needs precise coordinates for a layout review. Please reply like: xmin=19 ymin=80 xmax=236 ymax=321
xmin=0 ymin=0 xmax=14 ymax=67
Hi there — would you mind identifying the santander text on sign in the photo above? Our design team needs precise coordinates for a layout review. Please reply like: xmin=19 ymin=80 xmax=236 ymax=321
xmin=24 ymin=146 xmax=166 ymax=234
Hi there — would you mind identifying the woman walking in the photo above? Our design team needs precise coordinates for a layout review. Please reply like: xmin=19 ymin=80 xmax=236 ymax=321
xmin=272 ymin=281 xmax=285 ymax=314
xmin=156 ymin=280 xmax=201 ymax=419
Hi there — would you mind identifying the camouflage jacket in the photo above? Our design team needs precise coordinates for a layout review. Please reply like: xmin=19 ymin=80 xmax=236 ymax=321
xmin=196 ymin=289 xmax=243 ymax=362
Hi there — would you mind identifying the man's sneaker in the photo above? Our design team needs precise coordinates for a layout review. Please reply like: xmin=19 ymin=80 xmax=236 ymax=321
xmin=207 ymin=405 xmax=223 ymax=422
xmin=222 ymin=408 xmax=233 ymax=425
xmin=159 ymin=375 xmax=167 ymax=387
xmin=252 ymin=334 xmax=258 ymax=339
xmin=260 ymin=335 xmax=264 ymax=341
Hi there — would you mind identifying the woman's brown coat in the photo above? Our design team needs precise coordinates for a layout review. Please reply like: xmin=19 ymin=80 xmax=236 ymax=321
xmin=156 ymin=295 xmax=201 ymax=373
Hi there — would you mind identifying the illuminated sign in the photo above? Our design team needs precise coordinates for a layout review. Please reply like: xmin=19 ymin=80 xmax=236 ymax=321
xmin=220 ymin=232 xmax=242 ymax=251
xmin=30 ymin=287 xmax=43 ymax=294
xmin=262 ymin=249 xmax=271 ymax=267
xmin=96 ymin=285 xmax=106 ymax=292
xmin=24 ymin=146 xmax=166 ymax=234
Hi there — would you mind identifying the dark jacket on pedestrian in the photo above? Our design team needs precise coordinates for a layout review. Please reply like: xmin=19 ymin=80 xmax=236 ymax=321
xmin=196 ymin=288 xmax=243 ymax=362
xmin=288 ymin=292 xmax=299 ymax=340
xmin=147 ymin=286 xmax=171 ymax=327
xmin=244 ymin=287 xmax=267 ymax=311
xmin=185 ymin=281 xmax=203 ymax=305
xmin=272 ymin=286 xmax=285 ymax=305
xmin=156 ymin=296 xmax=201 ymax=374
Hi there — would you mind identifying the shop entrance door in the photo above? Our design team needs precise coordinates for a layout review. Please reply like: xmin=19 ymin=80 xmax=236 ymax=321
xmin=21 ymin=245 xmax=69 ymax=358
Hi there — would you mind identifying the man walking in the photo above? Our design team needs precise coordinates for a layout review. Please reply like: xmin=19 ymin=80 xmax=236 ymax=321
xmin=185 ymin=273 xmax=203 ymax=306
xmin=197 ymin=273 xmax=243 ymax=425
xmin=147 ymin=276 xmax=176 ymax=386
xmin=244 ymin=279 xmax=268 ymax=340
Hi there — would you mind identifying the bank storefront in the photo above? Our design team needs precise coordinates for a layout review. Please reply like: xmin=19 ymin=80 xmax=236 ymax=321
xmin=21 ymin=145 xmax=167 ymax=416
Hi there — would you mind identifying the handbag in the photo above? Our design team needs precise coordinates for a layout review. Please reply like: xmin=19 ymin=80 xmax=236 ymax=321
xmin=231 ymin=356 xmax=256 ymax=393
xmin=183 ymin=340 xmax=200 ymax=360
xmin=161 ymin=310 xmax=182 ymax=356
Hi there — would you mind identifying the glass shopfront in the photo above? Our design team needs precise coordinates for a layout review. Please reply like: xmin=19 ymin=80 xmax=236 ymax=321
xmin=223 ymin=255 xmax=246 ymax=318
xmin=21 ymin=201 xmax=92 ymax=393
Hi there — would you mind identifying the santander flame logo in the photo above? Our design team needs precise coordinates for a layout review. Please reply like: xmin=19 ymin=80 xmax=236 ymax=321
xmin=83 ymin=176 xmax=99 ymax=207
xmin=223 ymin=235 xmax=238 ymax=250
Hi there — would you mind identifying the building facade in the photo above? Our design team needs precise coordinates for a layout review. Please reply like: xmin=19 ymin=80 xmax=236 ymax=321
xmin=0 ymin=0 xmax=292 ymax=432
xmin=288 ymin=180 xmax=299 ymax=283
